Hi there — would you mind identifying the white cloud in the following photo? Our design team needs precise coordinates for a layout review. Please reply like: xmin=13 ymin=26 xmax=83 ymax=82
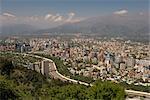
xmin=66 ymin=12 xmax=75 ymax=22
xmin=114 ymin=10 xmax=128 ymax=15
xmin=44 ymin=13 xmax=63 ymax=22
xmin=1 ymin=12 xmax=17 ymax=24
xmin=69 ymin=12 xmax=75 ymax=17
xmin=3 ymin=13 xmax=16 ymax=18
xmin=44 ymin=12 xmax=82 ymax=23
xmin=65 ymin=12 xmax=84 ymax=23
xmin=54 ymin=16 xmax=63 ymax=22
xmin=45 ymin=14 xmax=52 ymax=20
xmin=1 ymin=11 xmax=83 ymax=28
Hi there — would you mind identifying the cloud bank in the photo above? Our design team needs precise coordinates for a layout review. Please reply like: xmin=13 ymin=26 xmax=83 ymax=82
xmin=114 ymin=10 xmax=128 ymax=15
xmin=3 ymin=13 xmax=16 ymax=18
xmin=0 ymin=12 xmax=84 ymax=28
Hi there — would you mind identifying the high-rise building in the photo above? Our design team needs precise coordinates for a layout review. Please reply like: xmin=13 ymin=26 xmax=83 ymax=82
xmin=41 ymin=60 xmax=50 ymax=77
xmin=115 ymin=54 xmax=122 ymax=64
xmin=98 ymin=49 xmax=105 ymax=62
xmin=33 ymin=62 xmax=42 ymax=73
xmin=126 ymin=57 xmax=136 ymax=67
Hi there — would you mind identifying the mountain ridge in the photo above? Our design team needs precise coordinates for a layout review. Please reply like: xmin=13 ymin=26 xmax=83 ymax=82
xmin=1 ymin=14 xmax=149 ymax=42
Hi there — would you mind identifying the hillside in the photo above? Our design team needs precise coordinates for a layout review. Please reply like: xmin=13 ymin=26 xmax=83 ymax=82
xmin=0 ymin=54 xmax=125 ymax=100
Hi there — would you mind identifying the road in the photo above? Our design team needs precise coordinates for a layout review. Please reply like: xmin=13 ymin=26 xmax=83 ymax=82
xmin=125 ymin=90 xmax=150 ymax=98
xmin=26 ymin=53 xmax=150 ymax=98
xmin=29 ymin=54 xmax=90 ymax=86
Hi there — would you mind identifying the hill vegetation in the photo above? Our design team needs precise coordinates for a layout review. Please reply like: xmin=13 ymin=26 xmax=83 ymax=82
xmin=0 ymin=55 xmax=126 ymax=100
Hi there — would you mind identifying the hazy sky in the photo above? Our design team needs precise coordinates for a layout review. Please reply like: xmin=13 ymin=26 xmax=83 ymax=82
xmin=1 ymin=0 xmax=149 ymax=28
xmin=2 ymin=0 xmax=149 ymax=16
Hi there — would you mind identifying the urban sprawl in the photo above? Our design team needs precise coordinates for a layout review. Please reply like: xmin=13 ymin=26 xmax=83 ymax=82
xmin=0 ymin=36 xmax=150 ymax=86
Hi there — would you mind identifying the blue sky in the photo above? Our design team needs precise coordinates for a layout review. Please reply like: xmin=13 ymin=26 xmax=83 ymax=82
xmin=1 ymin=0 xmax=149 ymax=28
xmin=2 ymin=0 xmax=149 ymax=16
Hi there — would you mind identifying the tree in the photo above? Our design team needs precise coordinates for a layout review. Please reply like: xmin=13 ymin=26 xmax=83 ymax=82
xmin=87 ymin=80 xmax=126 ymax=100
xmin=0 ymin=76 xmax=20 ymax=100
xmin=0 ymin=57 xmax=14 ymax=76
xmin=56 ymin=84 xmax=87 ymax=100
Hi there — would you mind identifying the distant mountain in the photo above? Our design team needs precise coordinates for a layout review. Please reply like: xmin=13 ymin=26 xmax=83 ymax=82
xmin=1 ymin=24 xmax=37 ymax=35
xmin=1 ymin=14 xmax=149 ymax=42
xmin=37 ymin=14 xmax=149 ymax=41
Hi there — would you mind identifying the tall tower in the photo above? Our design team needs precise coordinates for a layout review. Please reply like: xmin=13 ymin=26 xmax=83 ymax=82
xmin=98 ymin=49 xmax=105 ymax=63
xmin=41 ymin=60 xmax=50 ymax=77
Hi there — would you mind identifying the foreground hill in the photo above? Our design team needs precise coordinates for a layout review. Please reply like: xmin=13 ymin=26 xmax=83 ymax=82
xmin=0 ymin=54 xmax=125 ymax=100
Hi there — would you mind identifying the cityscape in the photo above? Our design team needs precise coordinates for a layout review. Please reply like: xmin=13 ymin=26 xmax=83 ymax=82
xmin=0 ymin=0 xmax=150 ymax=100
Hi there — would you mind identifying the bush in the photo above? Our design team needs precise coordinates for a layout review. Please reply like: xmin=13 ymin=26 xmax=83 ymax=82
xmin=87 ymin=80 xmax=126 ymax=100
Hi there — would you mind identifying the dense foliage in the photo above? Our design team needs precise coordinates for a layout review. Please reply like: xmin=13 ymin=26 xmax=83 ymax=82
xmin=0 ymin=54 xmax=126 ymax=100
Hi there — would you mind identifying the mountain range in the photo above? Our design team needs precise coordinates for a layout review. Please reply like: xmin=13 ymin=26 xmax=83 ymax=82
xmin=1 ymin=14 xmax=149 ymax=41
xmin=1 ymin=24 xmax=37 ymax=35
